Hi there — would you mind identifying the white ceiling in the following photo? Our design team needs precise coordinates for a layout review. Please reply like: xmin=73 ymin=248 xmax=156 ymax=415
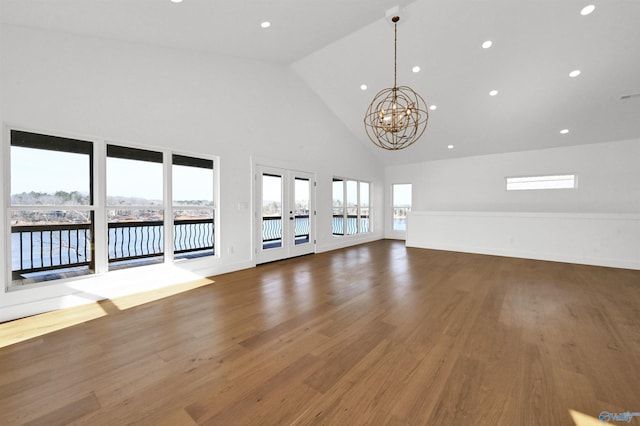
xmin=2 ymin=0 xmax=640 ymax=165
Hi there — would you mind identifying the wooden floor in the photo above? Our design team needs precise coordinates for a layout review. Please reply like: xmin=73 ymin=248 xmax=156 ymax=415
xmin=1 ymin=240 xmax=639 ymax=425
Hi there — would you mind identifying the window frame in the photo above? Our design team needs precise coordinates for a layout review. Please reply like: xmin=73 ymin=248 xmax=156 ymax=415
xmin=4 ymin=127 xmax=219 ymax=290
xmin=391 ymin=183 xmax=412 ymax=233
xmin=171 ymin=153 xmax=216 ymax=260
xmin=8 ymin=130 xmax=97 ymax=285
xmin=332 ymin=177 xmax=372 ymax=237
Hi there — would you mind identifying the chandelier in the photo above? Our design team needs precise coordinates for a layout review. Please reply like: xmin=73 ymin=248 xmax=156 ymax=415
xmin=364 ymin=16 xmax=429 ymax=150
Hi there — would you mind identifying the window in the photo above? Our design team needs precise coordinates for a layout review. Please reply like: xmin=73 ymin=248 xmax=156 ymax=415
xmin=10 ymin=130 xmax=95 ymax=284
xmin=6 ymin=129 xmax=218 ymax=288
xmin=332 ymin=178 xmax=371 ymax=236
xmin=506 ymin=174 xmax=576 ymax=191
xmin=107 ymin=145 xmax=164 ymax=269
xmin=392 ymin=184 xmax=412 ymax=231
xmin=172 ymin=154 xmax=214 ymax=259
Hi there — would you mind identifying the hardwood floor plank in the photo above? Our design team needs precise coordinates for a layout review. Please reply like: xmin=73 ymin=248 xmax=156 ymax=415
xmin=0 ymin=240 xmax=639 ymax=425
xmin=304 ymin=319 xmax=395 ymax=394
xmin=386 ymin=334 xmax=461 ymax=424
xmin=426 ymin=355 xmax=510 ymax=425
xmin=294 ymin=338 xmax=421 ymax=425
xmin=193 ymin=354 xmax=323 ymax=425
xmin=22 ymin=392 xmax=100 ymax=426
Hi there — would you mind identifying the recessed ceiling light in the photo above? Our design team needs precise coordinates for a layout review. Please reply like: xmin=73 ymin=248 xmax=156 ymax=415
xmin=560 ymin=129 xmax=570 ymax=134
xmin=569 ymin=70 xmax=581 ymax=77
xmin=260 ymin=21 xmax=271 ymax=28
xmin=170 ymin=0 xmax=183 ymax=3
xmin=448 ymin=144 xmax=454 ymax=149
xmin=360 ymin=84 xmax=367 ymax=91
xmin=489 ymin=90 xmax=498 ymax=96
xmin=580 ymin=5 xmax=595 ymax=15
xmin=482 ymin=40 xmax=493 ymax=49
xmin=412 ymin=66 xmax=421 ymax=73
xmin=429 ymin=105 xmax=437 ymax=111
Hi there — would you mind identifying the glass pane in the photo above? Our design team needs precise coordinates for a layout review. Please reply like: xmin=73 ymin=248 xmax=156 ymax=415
xmin=172 ymin=164 xmax=214 ymax=206
xmin=11 ymin=146 xmax=91 ymax=206
xmin=360 ymin=182 xmax=370 ymax=233
xmin=262 ymin=174 xmax=282 ymax=249
xmin=11 ymin=209 xmax=94 ymax=284
xmin=107 ymin=150 xmax=163 ymax=206
xmin=393 ymin=184 xmax=412 ymax=231
xmin=332 ymin=179 xmax=344 ymax=235
xmin=108 ymin=209 xmax=164 ymax=268
xmin=294 ymin=178 xmax=310 ymax=245
xmin=346 ymin=180 xmax=358 ymax=235
xmin=172 ymin=156 xmax=214 ymax=259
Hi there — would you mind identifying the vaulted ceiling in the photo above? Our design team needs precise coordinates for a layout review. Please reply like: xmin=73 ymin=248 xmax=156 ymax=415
xmin=2 ymin=0 xmax=640 ymax=165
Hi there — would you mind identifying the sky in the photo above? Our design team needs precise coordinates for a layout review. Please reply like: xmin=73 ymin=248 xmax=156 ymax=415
xmin=11 ymin=147 xmax=405 ymax=206
xmin=393 ymin=183 xmax=412 ymax=206
xmin=11 ymin=147 xmax=212 ymax=202
xmin=261 ymin=175 xmax=310 ymax=206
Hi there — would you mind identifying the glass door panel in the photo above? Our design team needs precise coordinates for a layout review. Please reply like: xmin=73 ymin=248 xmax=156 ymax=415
xmin=261 ymin=173 xmax=283 ymax=250
xmin=294 ymin=177 xmax=310 ymax=246
xmin=256 ymin=166 xmax=315 ymax=264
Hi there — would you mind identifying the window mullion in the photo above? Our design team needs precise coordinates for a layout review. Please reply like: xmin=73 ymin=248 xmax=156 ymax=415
xmin=94 ymin=141 xmax=108 ymax=274
xmin=343 ymin=180 xmax=348 ymax=235
xmin=163 ymin=152 xmax=174 ymax=263
xmin=356 ymin=182 xmax=361 ymax=234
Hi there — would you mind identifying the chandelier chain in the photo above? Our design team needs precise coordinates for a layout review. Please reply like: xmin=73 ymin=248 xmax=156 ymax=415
xmin=394 ymin=20 xmax=397 ymax=88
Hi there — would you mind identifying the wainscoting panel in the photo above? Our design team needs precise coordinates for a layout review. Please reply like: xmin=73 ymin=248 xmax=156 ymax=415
xmin=407 ymin=211 xmax=640 ymax=270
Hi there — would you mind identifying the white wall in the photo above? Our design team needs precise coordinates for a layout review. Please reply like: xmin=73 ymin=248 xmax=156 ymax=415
xmin=386 ymin=139 xmax=640 ymax=214
xmin=387 ymin=139 xmax=640 ymax=268
xmin=0 ymin=24 xmax=385 ymax=321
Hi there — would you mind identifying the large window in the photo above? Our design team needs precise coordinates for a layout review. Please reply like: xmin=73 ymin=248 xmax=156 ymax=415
xmin=332 ymin=178 xmax=371 ymax=236
xmin=172 ymin=154 xmax=214 ymax=259
xmin=107 ymin=145 xmax=164 ymax=269
xmin=392 ymin=183 xmax=412 ymax=231
xmin=6 ymin=129 xmax=217 ymax=288
xmin=9 ymin=130 xmax=95 ymax=284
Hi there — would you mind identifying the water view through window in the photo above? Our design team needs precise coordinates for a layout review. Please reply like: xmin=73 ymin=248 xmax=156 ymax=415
xmin=9 ymin=130 xmax=215 ymax=285
xmin=10 ymin=131 xmax=95 ymax=283
xmin=393 ymin=183 xmax=412 ymax=231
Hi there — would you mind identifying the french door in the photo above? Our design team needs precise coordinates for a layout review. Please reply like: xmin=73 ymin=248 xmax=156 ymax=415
xmin=256 ymin=166 xmax=315 ymax=264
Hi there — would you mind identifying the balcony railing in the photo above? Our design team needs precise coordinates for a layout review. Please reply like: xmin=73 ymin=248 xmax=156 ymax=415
xmin=262 ymin=215 xmax=310 ymax=248
xmin=332 ymin=214 xmax=370 ymax=235
xmin=11 ymin=223 xmax=93 ymax=279
xmin=11 ymin=218 xmax=214 ymax=280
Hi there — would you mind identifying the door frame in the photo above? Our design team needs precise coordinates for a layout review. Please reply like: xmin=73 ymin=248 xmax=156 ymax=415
xmin=254 ymin=164 xmax=316 ymax=264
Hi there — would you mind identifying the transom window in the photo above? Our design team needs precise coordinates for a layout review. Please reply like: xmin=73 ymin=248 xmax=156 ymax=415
xmin=506 ymin=174 xmax=576 ymax=191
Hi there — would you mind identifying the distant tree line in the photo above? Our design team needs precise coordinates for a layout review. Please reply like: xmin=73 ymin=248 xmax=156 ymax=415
xmin=11 ymin=191 xmax=90 ymax=205
xmin=11 ymin=191 xmax=210 ymax=207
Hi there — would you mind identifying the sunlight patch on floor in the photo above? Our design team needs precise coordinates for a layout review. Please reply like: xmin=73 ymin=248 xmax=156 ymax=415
xmin=0 ymin=278 xmax=214 ymax=349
